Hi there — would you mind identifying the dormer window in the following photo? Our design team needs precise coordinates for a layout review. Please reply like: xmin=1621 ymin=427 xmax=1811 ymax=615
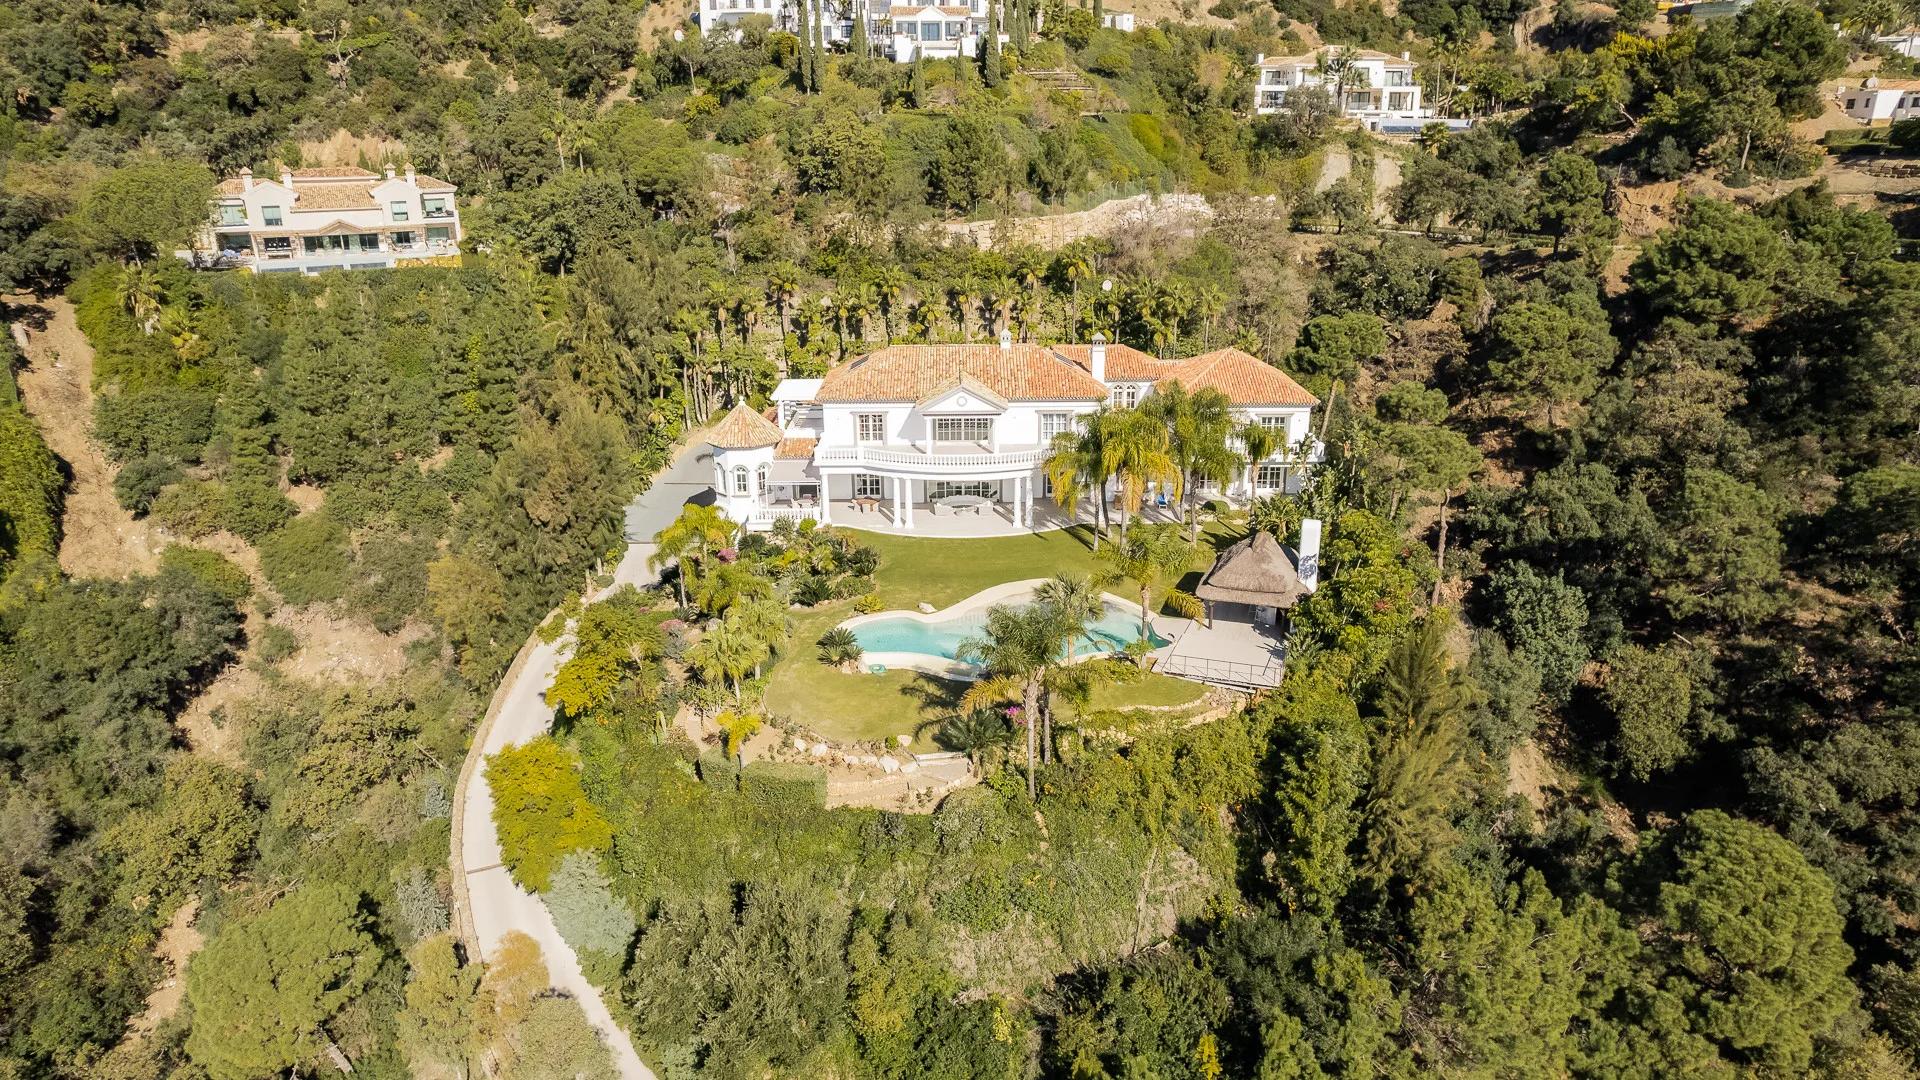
xmin=423 ymin=197 xmax=451 ymax=218
xmin=262 ymin=206 xmax=283 ymax=226
xmin=390 ymin=200 xmax=410 ymax=221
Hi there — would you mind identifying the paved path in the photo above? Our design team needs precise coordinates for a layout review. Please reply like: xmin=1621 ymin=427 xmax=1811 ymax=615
xmin=458 ymin=437 xmax=715 ymax=1080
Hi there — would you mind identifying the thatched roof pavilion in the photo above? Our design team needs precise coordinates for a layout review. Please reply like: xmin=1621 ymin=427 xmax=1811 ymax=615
xmin=1196 ymin=531 xmax=1313 ymax=612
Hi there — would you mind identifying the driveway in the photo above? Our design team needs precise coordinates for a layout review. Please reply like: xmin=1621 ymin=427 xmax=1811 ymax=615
xmin=626 ymin=440 xmax=715 ymax=543
xmin=458 ymin=437 xmax=716 ymax=1080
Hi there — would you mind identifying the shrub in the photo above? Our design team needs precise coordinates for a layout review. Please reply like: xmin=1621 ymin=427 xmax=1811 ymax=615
xmin=259 ymin=515 xmax=351 ymax=605
xmin=739 ymin=761 xmax=826 ymax=815
xmin=695 ymin=752 xmax=739 ymax=791
xmin=256 ymin=624 xmax=299 ymax=664
xmin=934 ymin=871 xmax=1014 ymax=931
xmin=545 ymin=852 xmax=637 ymax=984
xmin=114 ymin=454 xmax=181 ymax=515
xmin=0 ymin=407 xmax=63 ymax=566
xmin=1892 ymin=117 xmax=1920 ymax=150
xmin=150 ymin=478 xmax=228 ymax=537
xmin=221 ymin=478 xmax=295 ymax=541
xmin=487 ymin=737 xmax=613 ymax=891
xmin=159 ymin=545 xmax=252 ymax=605
xmin=94 ymin=385 xmax=215 ymax=462
xmin=853 ymin=594 xmax=883 ymax=614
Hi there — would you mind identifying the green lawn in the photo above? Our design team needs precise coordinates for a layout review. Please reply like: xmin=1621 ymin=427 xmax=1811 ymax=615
xmin=762 ymin=522 xmax=1238 ymax=746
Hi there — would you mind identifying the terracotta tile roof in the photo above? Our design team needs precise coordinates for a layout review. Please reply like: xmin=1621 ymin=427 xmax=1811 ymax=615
xmin=290 ymin=183 xmax=379 ymax=211
xmin=708 ymin=404 xmax=785 ymax=449
xmin=1052 ymin=342 xmax=1166 ymax=381
xmin=291 ymin=166 xmax=381 ymax=179
xmin=775 ymin=437 xmax=817 ymax=460
xmin=1155 ymin=348 xmax=1319 ymax=407
xmin=1860 ymin=78 xmax=1920 ymax=90
xmin=215 ymin=178 xmax=247 ymax=195
xmin=413 ymin=174 xmax=457 ymax=192
xmin=816 ymin=345 xmax=1110 ymax=403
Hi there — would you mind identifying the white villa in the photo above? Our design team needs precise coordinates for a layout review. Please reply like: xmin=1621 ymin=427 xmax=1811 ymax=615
xmin=189 ymin=165 xmax=461 ymax=273
xmin=705 ymin=336 xmax=1323 ymax=535
xmin=1252 ymin=46 xmax=1428 ymax=129
xmin=696 ymin=0 xmax=1013 ymax=61
xmin=1839 ymin=77 xmax=1920 ymax=124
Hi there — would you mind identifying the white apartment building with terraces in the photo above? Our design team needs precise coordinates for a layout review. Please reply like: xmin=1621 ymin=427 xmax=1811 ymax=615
xmin=189 ymin=165 xmax=461 ymax=273
xmin=706 ymin=336 xmax=1323 ymax=535
xmin=1252 ymin=46 xmax=1428 ymax=129
xmin=696 ymin=0 xmax=1012 ymax=61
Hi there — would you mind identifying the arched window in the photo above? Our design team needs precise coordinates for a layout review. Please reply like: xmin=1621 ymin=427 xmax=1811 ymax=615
xmin=756 ymin=464 xmax=770 ymax=497
xmin=732 ymin=466 xmax=749 ymax=496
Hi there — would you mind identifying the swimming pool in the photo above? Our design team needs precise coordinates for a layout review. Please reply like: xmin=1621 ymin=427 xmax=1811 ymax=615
xmin=848 ymin=596 xmax=1169 ymax=664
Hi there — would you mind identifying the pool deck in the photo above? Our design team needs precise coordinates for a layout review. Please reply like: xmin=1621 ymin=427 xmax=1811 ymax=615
xmin=842 ymin=578 xmax=1183 ymax=681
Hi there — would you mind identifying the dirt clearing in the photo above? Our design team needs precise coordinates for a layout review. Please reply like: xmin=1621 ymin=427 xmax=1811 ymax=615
xmin=9 ymin=296 xmax=167 ymax=579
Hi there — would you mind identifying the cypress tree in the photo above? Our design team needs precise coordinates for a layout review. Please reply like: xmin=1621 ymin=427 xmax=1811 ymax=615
xmin=910 ymin=54 xmax=927 ymax=106
xmin=849 ymin=0 xmax=869 ymax=58
xmin=796 ymin=0 xmax=812 ymax=91
xmin=981 ymin=0 xmax=1003 ymax=87
xmin=1093 ymin=0 xmax=1104 ymax=26
xmin=810 ymin=0 xmax=826 ymax=89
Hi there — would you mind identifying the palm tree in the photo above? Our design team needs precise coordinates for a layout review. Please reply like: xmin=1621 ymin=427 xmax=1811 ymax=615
xmin=1055 ymin=245 xmax=1094 ymax=339
xmin=1192 ymin=284 xmax=1226 ymax=351
xmin=928 ymin=708 xmax=1012 ymax=774
xmin=874 ymin=270 xmax=905 ymax=343
xmin=687 ymin=614 xmax=770 ymax=702
xmin=1144 ymin=382 xmax=1238 ymax=540
xmin=946 ymin=281 xmax=976 ymax=341
xmin=1237 ymin=418 xmax=1280 ymax=502
xmin=702 ymin=280 xmax=732 ymax=345
xmin=979 ymin=277 xmax=1012 ymax=338
xmin=817 ymin=627 xmax=864 ymax=672
xmin=650 ymin=504 xmax=738 ymax=607
xmin=1013 ymin=251 xmax=1047 ymax=340
xmin=1101 ymin=409 xmax=1180 ymax=542
xmin=846 ymin=283 xmax=877 ymax=346
xmin=117 ymin=265 xmax=165 ymax=336
xmin=795 ymin=296 xmax=826 ymax=350
xmin=766 ymin=263 xmax=800 ymax=354
xmin=1032 ymin=573 xmax=1103 ymax=762
xmin=1045 ymin=409 xmax=1115 ymax=546
xmin=1097 ymin=523 xmax=1202 ymax=648
xmin=907 ymin=298 xmax=939 ymax=342
xmin=956 ymin=603 xmax=1060 ymax=799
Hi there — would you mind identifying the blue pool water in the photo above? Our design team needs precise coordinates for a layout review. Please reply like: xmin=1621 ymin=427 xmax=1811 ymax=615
xmin=851 ymin=599 xmax=1169 ymax=661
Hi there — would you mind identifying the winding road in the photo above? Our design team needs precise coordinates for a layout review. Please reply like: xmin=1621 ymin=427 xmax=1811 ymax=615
xmin=452 ymin=439 xmax=717 ymax=1079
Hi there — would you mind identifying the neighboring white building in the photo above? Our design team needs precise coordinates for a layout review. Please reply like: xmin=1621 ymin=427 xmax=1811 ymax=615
xmin=707 ymin=336 xmax=1324 ymax=533
xmin=1252 ymin=46 xmax=1427 ymax=128
xmin=1839 ymin=77 xmax=1920 ymax=124
xmin=191 ymin=165 xmax=461 ymax=274
xmin=695 ymin=0 xmax=1012 ymax=61
xmin=1100 ymin=9 xmax=1137 ymax=31
xmin=1877 ymin=31 xmax=1920 ymax=60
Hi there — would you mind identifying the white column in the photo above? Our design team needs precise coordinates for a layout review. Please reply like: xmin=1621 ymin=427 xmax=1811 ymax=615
xmin=1025 ymin=474 xmax=1034 ymax=527
xmin=905 ymin=479 xmax=916 ymax=529
xmin=893 ymin=476 xmax=905 ymax=526
xmin=819 ymin=480 xmax=832 ymax=523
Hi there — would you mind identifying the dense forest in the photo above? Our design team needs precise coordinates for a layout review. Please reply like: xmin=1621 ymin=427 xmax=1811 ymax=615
xmin=2 ymin=0 xmax=1918 ymax=1074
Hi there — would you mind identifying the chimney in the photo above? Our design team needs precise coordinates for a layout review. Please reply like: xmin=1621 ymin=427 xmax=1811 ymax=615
xmin=279 ymin=167 xmax=293 ymax=188
xmin=998 ymin=327 xmax=1012 ymax=351
xmin=384 ymin=162 xmax=397 ymax=179
xmin=240 ymin=167 xmax=253 ymax=192
xmin=1297 ymin=518 xmax=1322 ymax=593
xmin=1089 ymin=332 xmax=1107 ymax=383
xmin=1255 ymin=52 xmax=1264 ymax=64
xmin=404 ymin=162 xmax=416 ymax=183
xmin=1402 ymin=50 xmax=1411 ymax=61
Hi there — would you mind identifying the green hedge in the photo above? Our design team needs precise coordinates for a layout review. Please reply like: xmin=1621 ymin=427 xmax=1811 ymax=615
xmin=739 ymin=761 xmax=826 ymax=815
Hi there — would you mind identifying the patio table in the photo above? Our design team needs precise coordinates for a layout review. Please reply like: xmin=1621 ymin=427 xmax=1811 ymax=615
xmin=851 ymin=496 xmax=882 ymax=513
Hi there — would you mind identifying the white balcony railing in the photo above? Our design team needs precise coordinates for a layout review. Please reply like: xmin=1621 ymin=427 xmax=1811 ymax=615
xmin=814 ymin=444 xmax=1052 ymax=472
xmin=749 ymin=505 xmax=824 ymax=526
